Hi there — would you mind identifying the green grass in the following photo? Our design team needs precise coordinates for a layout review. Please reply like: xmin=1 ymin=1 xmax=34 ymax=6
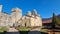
xmin=40 ymin=29 xmax=47 ymax=32
xmin=16 ymin=27 xmax=31 ymax=31
xmin=0 ymin=27 xmax=8 ymax=32
xmin=16 ymin=27 xmax=31 ymax=34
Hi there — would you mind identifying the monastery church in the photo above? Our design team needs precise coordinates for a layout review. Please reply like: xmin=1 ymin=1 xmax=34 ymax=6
xmin=0 ymin=5 xmax=42 ymax=27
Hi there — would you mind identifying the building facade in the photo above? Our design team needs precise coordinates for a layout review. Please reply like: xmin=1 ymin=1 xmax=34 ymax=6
xmin=18 ymin=9 xmax=42 ymax=27
xmin=0 ymin=5 xmax=42 ymax=27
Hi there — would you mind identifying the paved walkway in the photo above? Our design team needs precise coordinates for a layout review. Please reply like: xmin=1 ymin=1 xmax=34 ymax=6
xmin=8 ymin=27 xmax=18 ymax=32
xmin=28 ymin=27 xmax=41 ymax=34
xmin=30 ymin=27 xmax=41 ymax=31
xmin=5 ymin=27 xmax=20 ymax=34
xmin=6 ymin=27 xmax=42 ymax=34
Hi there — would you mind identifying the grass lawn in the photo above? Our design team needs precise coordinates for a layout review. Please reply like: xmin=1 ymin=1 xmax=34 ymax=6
xmin=16 ymin=27 xmax=32 ymax=31
xmin=16 ymin=27 xmax=36 ymax=34
xmin=0 ymin=27 xmax=8 ymax=32
xmin=40 ymin=28 xmax=47 ymax=32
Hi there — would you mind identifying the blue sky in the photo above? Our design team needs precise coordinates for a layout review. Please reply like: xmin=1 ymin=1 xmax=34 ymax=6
xmin=0 ymin=0 xmax=60 ymax=18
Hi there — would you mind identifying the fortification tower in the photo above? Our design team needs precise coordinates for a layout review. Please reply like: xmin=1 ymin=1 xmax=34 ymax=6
xmin=11 ymin=7 xmax=22 ymax=26
xmin=0 ymin=5 xmax=2 ymax=12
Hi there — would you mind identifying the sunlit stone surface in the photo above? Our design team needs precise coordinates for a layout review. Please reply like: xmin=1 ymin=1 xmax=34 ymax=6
xmin=19 ymin=9 xmax=42 ymax=27
xmin=0 ymin=5 xmax=42 ymax=28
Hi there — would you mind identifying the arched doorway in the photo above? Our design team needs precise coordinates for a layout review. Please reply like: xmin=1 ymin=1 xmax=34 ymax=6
xmin=25 ymin=23 xmax=26 ymax=27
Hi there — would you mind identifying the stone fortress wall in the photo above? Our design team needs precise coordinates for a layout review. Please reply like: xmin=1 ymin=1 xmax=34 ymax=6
xmin=0 ymin=5 xmax=42 ymax=27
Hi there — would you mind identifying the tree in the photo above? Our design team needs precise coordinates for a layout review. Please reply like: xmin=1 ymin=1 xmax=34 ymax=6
xmin=52 ymin=13 xmax=60 ymax=28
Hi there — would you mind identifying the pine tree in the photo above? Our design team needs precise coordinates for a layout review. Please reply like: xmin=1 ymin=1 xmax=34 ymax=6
xmin=52 ymin=13 xmax=60 ymax=28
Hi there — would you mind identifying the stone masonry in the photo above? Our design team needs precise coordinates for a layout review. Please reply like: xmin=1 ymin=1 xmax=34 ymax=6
xmin=0 ymin=5 xmax=42 ymax=28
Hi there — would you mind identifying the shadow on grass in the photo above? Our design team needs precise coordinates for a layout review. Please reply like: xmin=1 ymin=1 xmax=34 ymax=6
xmin=0 ymin=31 xmax=6 ymax=34
xmin=0 ymin=31 xmax=48 ymax=34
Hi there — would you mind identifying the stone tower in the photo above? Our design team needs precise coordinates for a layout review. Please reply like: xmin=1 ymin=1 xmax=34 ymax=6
xmin=27 ymin=11 xmax=31 ymax=16
xmin=11 ymin=7 xmax=22 ymax=26
xmin=32 ymin=9 xmax=37 ymax=16
xmin=0 ymin=5 xmax=2 ymax=12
